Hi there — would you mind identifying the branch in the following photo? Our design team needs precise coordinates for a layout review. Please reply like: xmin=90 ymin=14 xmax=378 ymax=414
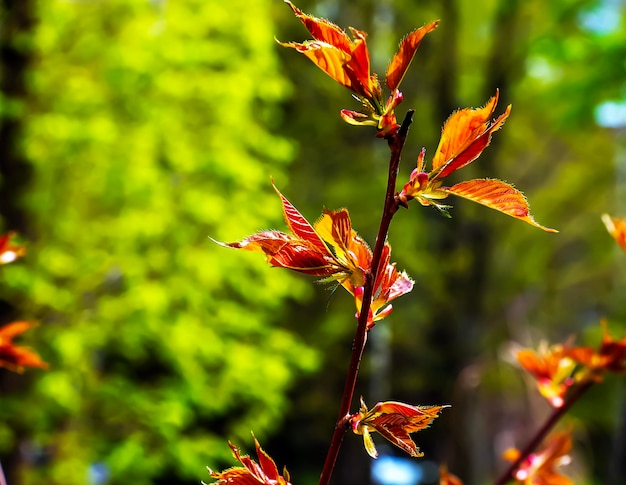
xmin=318 ymin=110 xmax=414 ymax=485
xmin=0 ymin=461 xmax=7 ymax=485
xmin=493 ymin=380 xmax=594 ymax=485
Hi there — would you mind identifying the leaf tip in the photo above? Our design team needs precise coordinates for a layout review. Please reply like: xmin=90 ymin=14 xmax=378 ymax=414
xmin=525 ymin=216 xmax=558 ymax=233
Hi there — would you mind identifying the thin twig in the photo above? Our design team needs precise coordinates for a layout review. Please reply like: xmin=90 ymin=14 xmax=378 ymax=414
xmin=317 ymin=111 xmax=414 ymax=485
xmin=0 ymin=460 xmax=7 ymax=485
xmin=493 ymin=381 xmax=594 ymax=485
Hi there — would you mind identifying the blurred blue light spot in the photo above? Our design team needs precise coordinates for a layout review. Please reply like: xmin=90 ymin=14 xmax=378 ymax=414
xmin=371 ymin=454 xmax=423 ymax=485
xmin=579 ymin=0 xmax=622 ymax=34
xmin=88 ymin=463 xmax=110 ymax=485
xmin=595 ymin=100 xmax=626 ymax=128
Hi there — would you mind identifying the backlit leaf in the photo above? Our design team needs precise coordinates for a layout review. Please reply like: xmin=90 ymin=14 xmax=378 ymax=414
xmin=274 ymin=183 xmax=328 ymax=254
xmin=207 ymin=436 xmax=291 ymax=485
xmin=516 ymin=342 xmax=577 ymax=408
xmin=281 ymin=40 xmax=355 ymax=91
xmin=0 ymin=321 xmax=48 ymax=373
xmin=505 ymin=432 xmax=573 ymax=485
xmin=350 ymin=397 xmax=448 ymax=458
xmin=432 ymin=92 xmax=510 ymax=179
xmin=386 ymin=21 xmax=439 ymax=91
xmin=284 ymin=1 xmax=352 ymax=52
xmin=444 ymin=179 xmax=557 ymax=232
xmin=567 ymin=320 xmax=626 ymax=375
xmin=280 ymin=2 xmax=374 ymax=98
xmin=440 ymin=465 xmax=464 ymax=485
xmin=602 ymin=213 xmax=626 ymax=251
xmin=216 ymin=184 xmax=371 ymax=287
xmin=340 ymin=109 xmax=378 ymax=127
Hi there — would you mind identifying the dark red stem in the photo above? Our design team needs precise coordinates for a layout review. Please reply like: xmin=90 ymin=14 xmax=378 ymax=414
xmin=317 ymin=111 xmax=414 ymax=485
xmin=493 ymin=380 xmax=594 ymax=485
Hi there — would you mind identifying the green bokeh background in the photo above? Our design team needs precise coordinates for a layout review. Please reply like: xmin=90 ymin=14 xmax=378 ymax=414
xmin=1 ymin=1 xmax=625 ymax=484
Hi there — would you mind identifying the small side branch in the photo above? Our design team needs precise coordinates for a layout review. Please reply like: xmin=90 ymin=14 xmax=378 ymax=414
xmin=493 ymin=381 xmax=594 ymax=485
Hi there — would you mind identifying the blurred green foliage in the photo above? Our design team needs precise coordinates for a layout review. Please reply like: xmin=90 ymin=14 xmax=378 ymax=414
xmin=1 ymin=0 xmax=626 ymax=485
xmin=1 ymin=1 xmax=318 ymax=484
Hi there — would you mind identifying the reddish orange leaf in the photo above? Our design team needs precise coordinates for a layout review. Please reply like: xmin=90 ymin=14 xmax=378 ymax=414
xmin=505 ymin=432 xmax=573 ymax=485
xmin=386 ymin=21 xmax=439 ymax=91
xmin=516 ymin=343 xmax=577 ymax=408
xmin=349 ymin=397 xmax=448 ymax=458
xmin=280 ymin=1 xmax=375 ymax=99
xmin=218 ymin=230 xmax=333 ymax=276
xmin=208 ymin=436 xmax=291 ymax=485
xmin=289 ymin=42 xmax=358 ymax=90
xmin=284 ymin=1 xmax=351 ymax=52
xmin=280 ymin=2 xmax=437 ymax=137
xmin=0 ymin=321 xmax=48 ymax=373
xmin=567 ymin=320 xmax=626 ymax=375
xmin=351 ymin=243 xmax=414 ymax=329
xmin=602 ymin=213 xmax=626 ymax=252
xmin=0 ymin=231 xmax=26 ymax=265
xmin=275 ymin=185 xmax=328 ymax=255
xmin=340 ymin=109 xmax=378 ymax=127
xmin=444 ymin=179 xmax=557 ymax=232
xmin=398 ymin=93 xmax=556 ymax=232
xmin=440 ymin=465 xmax=464 ymax=485
xmin=215 ymin=184 xmax=367 ymax=285
xmin=217 ymin=183 xmax=413 ymax=326
xmin=431 ymin=91 xmax=510 ymax=179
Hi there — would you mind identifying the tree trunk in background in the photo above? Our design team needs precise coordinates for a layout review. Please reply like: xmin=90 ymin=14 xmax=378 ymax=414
xmin=0 ymin=0 xmax=34 ymax=235
xmin=0 ymin=1 xmax=36 ymax=483
xmin=429 ymin=1 xmax=526 ymax=482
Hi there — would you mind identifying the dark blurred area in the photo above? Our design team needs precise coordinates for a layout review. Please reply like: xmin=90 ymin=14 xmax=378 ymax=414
xmin=1 ymin=0 xmax=625 ymax=484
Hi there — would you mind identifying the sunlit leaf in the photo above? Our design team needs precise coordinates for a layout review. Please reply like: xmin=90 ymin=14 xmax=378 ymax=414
xmin=0 ymin=321 xmax=48 ymax=373
xmin=349 ymin=397 xmax=448 ymax=458
xmin=363 ymin=243 xmax=414 ymax=327
xmin=504 ymin=432 xmax=573 ymax=485
xmin=602 ymin=213 xmax=626 ymax=252
xmin=340 ymin=109 xmax=378 ymax=127
xmin=284 ymin=0 xmax=352 ymax=52
xmin=281 ymin=40 xmax=355 ymax=91
xmin=280 ymin=1 xmax=374 ymax=98
xmin=567 ymin=320 xmax=626 ymax=375
xmin=444 ymin=179 xmax=557 ymax=232
xmin=386 ymin=21 xmax=439 ymax=91
xmin=207 ymin=436 xmax=291 ymax=485
xmin=398 ymin=93 xmax=555 ymax=232
xmin=432 ymin=92 xmax=510 ymax=179
xmin=215 ymin=184 xmax=370 ymax=287
xmin=440 ymin=465 xmax=463 ymax=485
xmin=281 ymin=1 xmax=437 ymax=136
xmin=274 ymin=182 xmax=328 ymax=254
xmin=516 ymin=342 xmax=577 ymax=408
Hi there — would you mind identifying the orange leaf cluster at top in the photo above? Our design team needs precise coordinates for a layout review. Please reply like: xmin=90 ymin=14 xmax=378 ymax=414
xmin=517 ymin=321 xmax=626 ymax=407
xmin=207 ymin=436 xmax=291 ymax=485
xmin=504 ymin=432 xmax=573 ymax=485
xmin=0 ymin=231 xmax=26 ymax=265
xmin=0 ymin=321 xmax=48 ymax=373
xmin=602 ymin=213 xmax=626 ymax=252
xmin=216 ymin=183 xmax=413 ymax=329
xmin=279 ymin=1 xmax=438 ymax=137
xmin=348 ymin=397 xmax=448 ymax=458
xmin=399 ymin=91 xmax=556 ymax=232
